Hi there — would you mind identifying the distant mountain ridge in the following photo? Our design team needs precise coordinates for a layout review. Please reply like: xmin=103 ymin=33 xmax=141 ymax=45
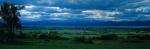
xmin=21 ymin=20 xmax=150 ymax=26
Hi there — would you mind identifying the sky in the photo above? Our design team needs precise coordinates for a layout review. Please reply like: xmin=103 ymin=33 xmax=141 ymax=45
xmin=0 ymin=0 xmax=150 ymax=26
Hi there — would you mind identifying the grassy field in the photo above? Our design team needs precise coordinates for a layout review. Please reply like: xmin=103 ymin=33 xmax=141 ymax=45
xmin=0 ymin=40 xmax=150 ymax=49
xmin=1 ymin=27 xmax=150 ymax=49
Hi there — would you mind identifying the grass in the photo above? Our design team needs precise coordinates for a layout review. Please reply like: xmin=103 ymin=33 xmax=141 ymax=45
xmin=1 ymin=27 xmax=150 ymax=49
xmin=0 ymin=40 xmax=150 ymax=49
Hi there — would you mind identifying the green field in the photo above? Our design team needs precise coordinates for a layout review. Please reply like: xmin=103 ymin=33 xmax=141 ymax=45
xmin=0 ymin=40 xmax=150 ymax=49
xmin=1 ymin=27 xmax=150 ymax=49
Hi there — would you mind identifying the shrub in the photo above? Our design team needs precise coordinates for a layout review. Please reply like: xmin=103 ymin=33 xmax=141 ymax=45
xmin=17 ymin=32 xmax=27 ymax=39
xmin=72 ymin=36 xmax=93 ymax=44
xmin=38 ymin=33 xmax=49 ymax=41
xmin=100 ymin=34 xmax=118 ymax=40
xmin=48 ymin=31 xmax=62 ymax=40
xmin=127 ymin=34 xmax=150 ymax=40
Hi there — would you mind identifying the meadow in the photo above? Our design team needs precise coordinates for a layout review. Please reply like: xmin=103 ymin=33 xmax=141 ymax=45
xmin=0 ymin=40 xmax=150 ymax=49
xmin=1 ymin=26 xmax=150 ymax=49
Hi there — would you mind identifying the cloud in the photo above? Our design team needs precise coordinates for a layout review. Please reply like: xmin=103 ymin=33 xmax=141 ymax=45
xmin=112 ymin=19 xmax=135 ymax=21
xmin=25 ymin=15 xmax=41 ymax=19
xmin=48 ymin=12 xmax=85 ymax=20
xmin=125 ymin=6 xmax=150 ymax=12
xmin=122 ymin=6 xmax=150 ymax=21
xmin=131 ymin=0 xmax=150 ymax=4
xmin=19 ymin=9 xmax=43 ymax=21
xmin=25 ymin=5 xmax=36 ymax=9
xmin=20 ymin=14 xmax=42 ymax=21
xmin=145 ymin=14 xmax=150 ymax=17
xmin=82 ymin=10 xmax=121 ymax=20
xmin=1 ymin=0 xmax=146 ymax=10
xmin=6 ymin=0 xmax=150 ymax=22
xmin=46 ymin=7 xmax=71 ymax=12
xmin=24 ymin=5 xmax=71 ymax=13
xmin=19 ymin=10 xmax=32 ymax=15
xmin=1 ymin=0 xmax=141 ymax=10
xmin=49 ymin=13 xmax=71 ymax=17
xmin=20 ymin=5 xmax=73 ymax=21
xmin=48 ymin=18 xmax=67 ymax=20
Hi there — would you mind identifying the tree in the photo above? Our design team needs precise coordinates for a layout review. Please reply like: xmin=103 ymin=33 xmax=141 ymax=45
xmin=0 ymin=2 xmax=24 ymax=42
